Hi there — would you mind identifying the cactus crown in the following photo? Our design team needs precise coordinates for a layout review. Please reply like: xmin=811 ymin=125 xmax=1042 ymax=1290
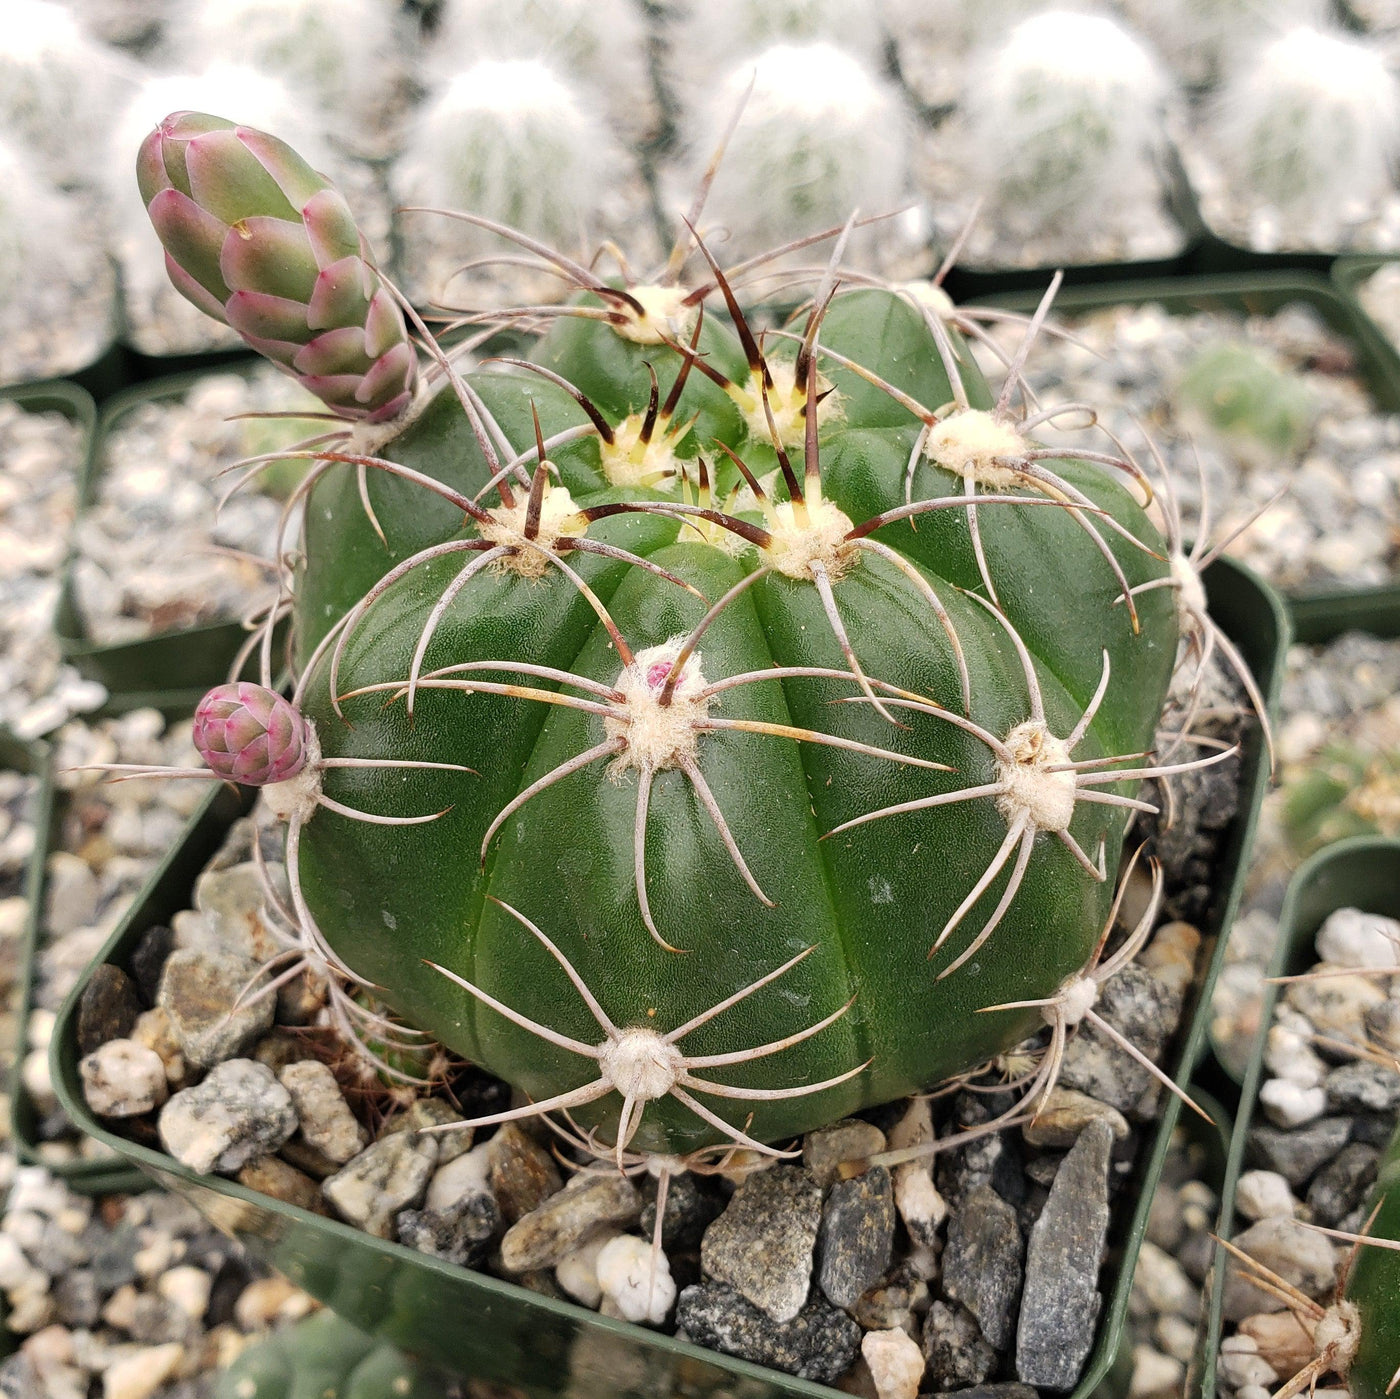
xmin=122 ymin=111 xmax=1259 ymax=1162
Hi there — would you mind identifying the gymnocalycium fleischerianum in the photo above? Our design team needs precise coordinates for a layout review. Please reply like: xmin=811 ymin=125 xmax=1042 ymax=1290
xmin=129 ymin=110 xmax=1244 ymax=1167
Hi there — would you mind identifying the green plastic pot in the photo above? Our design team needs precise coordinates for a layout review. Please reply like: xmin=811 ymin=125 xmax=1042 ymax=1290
xmin=3 ymin=725 xmax=148 ymax=1195
xmin=49 ymin=557 xmax=1286 ymax=1398
xmin=53 ymin=361 xmax=290 ymax=711
xmin=1195 ymin=835 xmax=1400 ymax=1399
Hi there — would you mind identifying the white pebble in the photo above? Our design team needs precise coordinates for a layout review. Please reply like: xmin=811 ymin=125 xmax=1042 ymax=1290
xmin=1236 ymin=1171 xmax=1299 ymax=1221
xmin=102 ymin=1342 xmax=185 ymax=1399
xmin=21 ymin=1048 xmax=55 ymax=1107
xmin=0 ymin=1233 xmax=40 ymax=1291
xmin=1317 ymin=907 xmax=1400 ymax=969
xmin=81 ymin=1040 xmax=169 ymax=1118
xmin=1260 ymin=1078 xmax=1326 ymax=1128
xmin=594 ymin=1235 xmax=675 ymax=1325
xmin=1130 ymin=1344 xmax=1183 ymax=1397
xmin=1219 ymin=1336 xmax=1279 ymax=1390
xmin=157 ymin=1265 xmax=212 ymax=1320
xmin=426 ymin=1140 xmax=494 ymax=1213
xmin=555 ymin=1229 xmax=617 ymax=1308
xmin=862 ymin=1327 xmax=926 ymax=1399
xmin=1264 ymin=1024 xmax=1327 ymax=1088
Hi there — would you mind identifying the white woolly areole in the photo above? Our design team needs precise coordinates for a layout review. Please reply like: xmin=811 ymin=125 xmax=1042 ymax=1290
xmin=612 ymin=284 xmax=697 ymax=347
xmin=996 ymin=721 xmax=1076 ymax=833
xmin=763 ymin=497 xmax=857 ymax=582
xmin=262 ymin=723 xmax=322 ymax=825
xmin=1171 ymin=550 xmax=1207 ymax=626
xmin=924 ymin=410 xmax=1027 ymax=489
xmin=1057 ymin=975 xmax=1099 ymax=1027
xmin=730 ymin=358 xmax=840 ymax=448
xmin=477 ymin=484 xmax=585 ymax=578
xmin=1313 ymin=1301 xmax=1361 ymax=1375
xmin=598 ymin=415 xmax=681 ymax=488
xmin=595 ymin=1232 xmax=676 ymax=1325
xmin=606 ymin=640 xmax=712 ymax=775
xmin=599 ymin=1027 xmax=685 ymax=1102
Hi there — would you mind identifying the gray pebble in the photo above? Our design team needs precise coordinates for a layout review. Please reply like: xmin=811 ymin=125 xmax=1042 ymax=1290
xmin=51 ymin=1269 xmax=101 ymax=1328
xmin=942 ymin=1184 xmax=1024 ymax=1351
xmin=397 ymin=1192 xmax=501 ymax=1268
xmin=700 ymin=1165 xmax=822 ymax=1324
xmin=322 ymin=1133 xmax=439 ymax=1239
xmin=499 ymin=1174 xmax=641 ymax=1273
xmin=1324 ymin=1061 xmax=1400 ymax=1115
xmin=128 ymin=925 xmax=173 ymax=1004
xmin=193 ymin=862 xmax=283 ymax=961
xmin=1058 ymin=966 xmax=1173 ymax=1113
xmin=1306 ymin=1142 xmax=1380 ymax=1228
xmin=158 ymin=1059 xmax=297 ymax=1175
xmin=817 ymin=1166 xmax=895 ymax=1309
xmin=157 ymin=946 xmax=276 ymax=1070
xmin=675 ymin=1282 xmax=860 ymax=1384
xmin=1222 ymin=1218 xmax=1337 ymax=1321
xmin=1016 ymin=1118 xmax=1113 ymax=1390
xmin=489 ymin=1123 xmax=563 ymax=1223
xmin=1247 ymin=1117 xmax=1353 ymax=1186
xmin=278 ymin=1060 xmax=365 ymax=1164
xmin=803 ymin=1119 xmax=886 ymax=1189
xmin=923 ymin=1299 xmax=997 ymax=1389
xmin=942 ymin=1385 xmax=1039 ymax=1399
xmin=640 ymin=1171 xmax=722 ymax=1255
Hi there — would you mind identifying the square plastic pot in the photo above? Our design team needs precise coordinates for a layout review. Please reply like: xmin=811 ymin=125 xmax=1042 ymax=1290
xmin=1193 ymin=835 xmax=1400 ymax=1399
xmin=52 ymin=360 xmax=294 ymax=714
xmin=47 ymin=557 xmax=1288 ymax=1398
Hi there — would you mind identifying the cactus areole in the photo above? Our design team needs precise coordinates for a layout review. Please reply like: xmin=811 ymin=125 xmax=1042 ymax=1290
xmin=143 ymin=114 xmax=1195 ymax=1160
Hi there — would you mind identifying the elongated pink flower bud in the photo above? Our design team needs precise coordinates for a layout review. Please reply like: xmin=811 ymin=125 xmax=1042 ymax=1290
xmin=193 ymin=683 xmax=307 ymax=786
xmin=137 ymin=111 xmax=415 ymax=423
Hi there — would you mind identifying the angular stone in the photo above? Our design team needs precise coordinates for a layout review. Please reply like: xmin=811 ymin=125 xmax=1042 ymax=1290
xmin=397 ymin=1192 xmax=501 ymax=1267
xmin=675 ymin=1282 xmax=860 ymax=1384
xmin=278 ymin=1060 xmax=365 ymax=1164
xmin=194 ymin=861 xmax=284 ymax=960
xmin=1247 ymin=1118 xmax=1352 ymax=1187
xmin=922 ymin=1300 xmax=996 ymax=1390
xmin=322 ymin=1133 xmax=438 ymax=1239
xmin=1222 ymin=1218 xmax=1337 ymax=1321
xmin=1058 ymin=966 xmax=1173 ymax=1112
xmin=700 ymin=1165 xmax=822 ymax=1324
xmin=1324 ymin=1061 xmax=1400 ymax=1115
xmin=128 ymin=924 xmax=173 ymax=1005
xmin=940 ymin=1386 xmax=1038 ymax=1399
xmin=640 ymin=1170 xmax=724 ymax=1254
xmin=861 ymin=1327 xmax=925 ymax=1399
xmin=156 ymin=947 xmax=275 ymax=1070
xmin=1306 ymin=1142 xmax=1379 ymax=1228
xmin=1016 ymin=1118 xmax=1113 ymax=1390
xmin=937 ymin=1094 xmax=1026 ymax=1207
xmin=489 ymin=1123 xmax=562 ymax=1224
xmin=80 ymin=1039 xmax=168 ymax=1118
xmin=382 ymin=1097 xmax=471 ymax=1162
xmin=236 ymin=1156 xmax=327 ymax=1215
xmin=158 ymin=1059 xmax=297 ymax=1175
xmin=76 ymin=963 xmax=142 ymax=1056
xmin=803 ymin=1118 xmax=886 ymax=1189
xmin=817 ymin=1166 xmax=895 ymax=1308
xmin=500 ymin=1174 xmax=641 ymax=1273
xmin=1021 ymin=1088 xmax=1130 ymax=1149
xmin=941 ymin=1184 xmax=1024 ymax=1350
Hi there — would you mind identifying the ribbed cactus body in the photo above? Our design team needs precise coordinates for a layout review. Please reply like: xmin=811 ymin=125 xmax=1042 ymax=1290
xmin=289 ymin=289 xmax=1177 ymax=1154
xmin=1345 ymin=1123 xmax=1400 ymax=1399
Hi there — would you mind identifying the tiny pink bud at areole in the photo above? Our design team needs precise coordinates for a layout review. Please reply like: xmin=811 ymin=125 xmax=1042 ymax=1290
xmin=192 ymin=683 xmax=307 ymax=786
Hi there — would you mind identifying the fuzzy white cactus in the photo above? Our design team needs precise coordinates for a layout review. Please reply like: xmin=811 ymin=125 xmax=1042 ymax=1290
xmin=953 ymin=10 xmax=1174 ymax=258
xmin=1206 ymin=25 xmax=1400 ymax=249
xmin=681 ymin=41 xmax=913 ymax=265
xmin=164 ymin=0 xmax=406 ymax=151
xmin=0 ymin=138 xmax=115 ymax=380
xmin=1117 ymin=0 xmax=1327 ymax=87
xmin=394 ymin=57 xmax=632 ymax=305
xmin=0 ymin=0 xmax=135 ymax=186
xmin=107 ymin=67 xmax=334 ymax=354
xmin=430 ymin=0 xmax=651 ymax=139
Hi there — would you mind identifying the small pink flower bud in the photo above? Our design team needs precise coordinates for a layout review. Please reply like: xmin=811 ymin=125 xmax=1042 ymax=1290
xmin=192 ymin=683 xmax=307 ymax=786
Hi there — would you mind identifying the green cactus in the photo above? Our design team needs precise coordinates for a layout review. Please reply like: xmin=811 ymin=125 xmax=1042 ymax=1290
xmin=1178 ymin=340 xmax=1317 ymax=459
xmin=1344 ymin=1122 xmax=1400 ymax=1399
xmin=135 ymin=115 xmax=1240 ymax=1164
xmin=1282 ymin=744 xmax=1400 ymax=856
xmin=215 ymin=1311 xmax=457 ymax=1399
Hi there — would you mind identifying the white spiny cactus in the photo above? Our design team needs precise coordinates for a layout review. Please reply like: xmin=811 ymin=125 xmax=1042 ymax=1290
xmin=954 ymin=10 xmax=1173 ymax=256
xmin=165 ymin=0 xmax=406 ymax=151
xmin=1206 ymin=26 xmax=1400 ymax=249
xmin=681 ymin=41 xmax=913 ymax=265
xmin=1117 ymin=0 xmax=1328 ymax=88
xmin=0 ymin=0 xmax=135 ymax=187
xmin=394 ymin=57 xmax=631 ymax=304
